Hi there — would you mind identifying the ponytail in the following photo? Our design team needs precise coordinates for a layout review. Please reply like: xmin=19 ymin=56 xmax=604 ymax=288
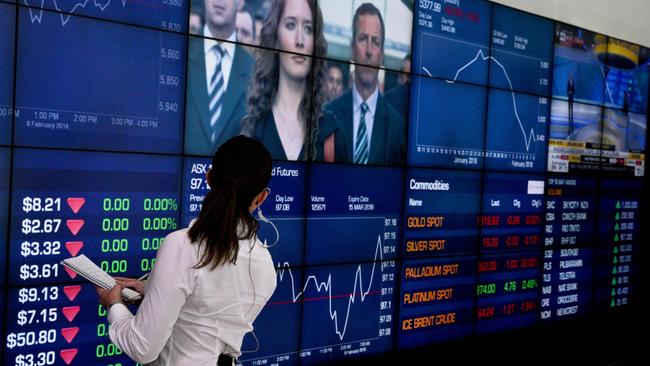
xmin=187 ymin=136 xmax=272 ymax=269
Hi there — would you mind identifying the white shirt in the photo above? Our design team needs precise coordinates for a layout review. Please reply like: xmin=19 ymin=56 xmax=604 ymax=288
xmin=107 ymin=227 xmax=277 ymax=366
xmin=352 ymin=85 xmax=379 ymax=153
xmin=203 ymin=26 xmax=237 ymax=92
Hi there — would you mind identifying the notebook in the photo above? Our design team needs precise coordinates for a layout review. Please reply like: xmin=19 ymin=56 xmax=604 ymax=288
xmin=61 ymin=254 xmax=142 ymax=302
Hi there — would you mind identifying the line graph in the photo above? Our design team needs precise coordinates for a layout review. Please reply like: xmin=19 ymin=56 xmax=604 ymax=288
xmin=440 ymin=49 xmax=540 ymax=152
xmin=15 ymin=0 xmax=186 ymax=154
xmin=20 ymin=0 xmax=184 ymax=31
xmin=239 ymin=231 xmax=395 ymax=364
xmin=276 ymin=235 xmax=384 ymax=341
xmin=410 ymin=44 xmax=548 ymax=170
xmin=24 ymin=0 xmax=128 ymax=26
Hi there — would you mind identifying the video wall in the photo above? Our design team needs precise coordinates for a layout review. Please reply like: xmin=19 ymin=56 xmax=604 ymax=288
xmin=0 ymin=0 xmax=646 ymax=365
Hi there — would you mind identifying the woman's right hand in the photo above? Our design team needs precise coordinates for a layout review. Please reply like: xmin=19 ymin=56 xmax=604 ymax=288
xmin=114 ymin=277 xmax=145 ymax=295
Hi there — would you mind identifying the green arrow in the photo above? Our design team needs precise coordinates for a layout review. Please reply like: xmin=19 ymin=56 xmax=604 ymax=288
xmin=611 ymin=277 xmax=617 ymax=286
xmin=616 ymin=201 xmax=621 ymax=209
xmin=614 ymin=234 xmax=619 ymax=242
xmin=610 ymin=299 xmax=616 ymax=308
xmin=612 ymin=266 xmax=617 ymax=274
xmin=615 ymin=223 xmax=620 ymax=231
xmin=613 ymin=256 xmax=618 ymax=264
xmin=611 ymin=288 xmax=616 ymax=296
xmin=613 ymin=247 xmax=619 ymax=254
xmin=615 ymin=212 xmax=620 ymax=221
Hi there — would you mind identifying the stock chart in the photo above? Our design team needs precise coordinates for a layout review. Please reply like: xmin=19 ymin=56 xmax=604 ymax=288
xmin=409 ymin=0 xmax=552 ymax=171
xmin=14 ymin=7 xmax=186 ymax=153
xmin=20 ymin=0 xmax=188 ymax=31
xmin=300 ymin=165 xmax=400 ymax=362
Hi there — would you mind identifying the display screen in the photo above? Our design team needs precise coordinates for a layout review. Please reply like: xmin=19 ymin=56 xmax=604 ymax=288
xmin=408 ymin=2 xmax=553 ymax=172
xmin=20 ymin=0 xmax=188 ymax=31
xmin=1 ymin=147 xmax=9 ymax=286
xmin=14 ymin=7 xmax=186 ymax=153
xmin=489 ymin=6 xmax=554 ymax=95
xmin=0 ymin=2 xmax=15 ymax=145
xmin=552 ymin=23 xmax=606 ymax=105
xmin=6 ymin=148 xmax=180 ymax=365
xmin=548 ymin=23 xmax=648 ymax=176
xmin=305 ymin=164 xmax=402 ymax=265
xmin=412 ymin=0 xmax=490 ymax=84
xmin=475 ymin=173 xmax=544 ymax=334
xmin=540 ymin=176 xmax=596 ymax=321
xmin=594 ymin=178 xmax=641 ymax=311
xmin=0 ymin=0 xmax=646 ymax=365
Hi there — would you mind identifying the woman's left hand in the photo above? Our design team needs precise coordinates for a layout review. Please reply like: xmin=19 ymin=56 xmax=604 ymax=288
xmin=96 ymin=284 xmax=124 ymax=309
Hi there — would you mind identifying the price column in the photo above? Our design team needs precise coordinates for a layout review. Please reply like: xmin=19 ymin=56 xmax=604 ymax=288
xmin=7 ymin=283 xmax=138 ymax=366
xmin=475 ymin=173 xmax=544 ymax=334
xmin=399 ymin=169 xmax=480 ymax=348
xmin=6 ymin=148 xmax=180 ymax=366
xmin=540 ymin=176 xmax=596 ymax=321
xmin=595 ymin=179 xmax=641 ymax=310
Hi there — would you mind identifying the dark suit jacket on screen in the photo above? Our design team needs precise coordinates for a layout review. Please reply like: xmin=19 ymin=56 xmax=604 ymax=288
xmin=384 ymin=83 xmax=409 ymax=120
xmin=184 ymin=38 xmax=254 ymax=155
xmin=321 ymin=90 xmax=405 ymax=165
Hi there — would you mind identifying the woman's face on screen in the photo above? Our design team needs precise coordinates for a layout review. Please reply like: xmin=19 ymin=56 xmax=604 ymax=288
xmin=277 ymin=0 xmax=314 ymax=81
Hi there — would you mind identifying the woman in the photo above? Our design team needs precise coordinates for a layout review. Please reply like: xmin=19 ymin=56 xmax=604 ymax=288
xmin=241 ymin=0 xmax=328 ymax=161
xmin=96 ymin=136 xmax=277 ymax=365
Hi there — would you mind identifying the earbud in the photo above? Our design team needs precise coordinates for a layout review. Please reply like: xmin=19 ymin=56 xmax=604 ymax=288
xmin=256 ymin=207 xmax=279 ymax=248
xmin=257 ymin=206 xmax=269 ymax=223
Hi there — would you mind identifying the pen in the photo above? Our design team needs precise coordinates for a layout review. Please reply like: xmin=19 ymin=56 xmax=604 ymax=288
xmin=137 ymin=273 xmax=150 ymax=281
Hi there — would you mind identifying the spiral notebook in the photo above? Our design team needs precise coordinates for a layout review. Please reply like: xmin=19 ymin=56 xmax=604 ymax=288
xmin=61 ymin=254 xmax=142 ymax=302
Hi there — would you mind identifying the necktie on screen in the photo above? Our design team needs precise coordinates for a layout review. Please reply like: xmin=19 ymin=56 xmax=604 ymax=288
xmin=208 ymin=44 xmax=226 ymax=144
xmin=354 ymin=102 xmax=369 ymax=164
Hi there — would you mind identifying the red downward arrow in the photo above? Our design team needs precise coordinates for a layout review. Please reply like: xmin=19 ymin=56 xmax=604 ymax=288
xmin=66 ymin=220 xmax=85 ymax=236
xmin=63 ymin=266 xmax=77 ymax=279
xmin=61 ymin=327 xmax=79 ymax=343
xmin=65 ymin=241 xmax=84 ymax=257
xmin=63 ymin=285 xmax=81 ymax=301
xmin=61 ymin=306 xmax=80 ymax=322
xmin=66 ymin=197 xmax=85 ymax=213
xmin=60 ymin=348 xmax=78 ymax=365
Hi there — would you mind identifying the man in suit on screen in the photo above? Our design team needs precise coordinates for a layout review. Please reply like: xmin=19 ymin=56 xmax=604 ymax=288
xmin=185 ymin=0 xmax=254 ymax=155
xmin=322 ymin=3 xmax=405 ymax=165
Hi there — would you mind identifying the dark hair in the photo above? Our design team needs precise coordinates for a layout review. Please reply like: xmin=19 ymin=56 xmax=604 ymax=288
xmin=241 ymin=0 xmax=328 ymax=159
xmin=190 ymin=1 xmax=205 ymax=23
xmin=326 ymin=62 xmax=348 ymax=91
xmin=188 ymin=136 xmax=272 ymax=269
xmin=352 ymin=3 xmax=385 ymax=52
xmin=240 ymin=5 xmax=257 ymax=41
